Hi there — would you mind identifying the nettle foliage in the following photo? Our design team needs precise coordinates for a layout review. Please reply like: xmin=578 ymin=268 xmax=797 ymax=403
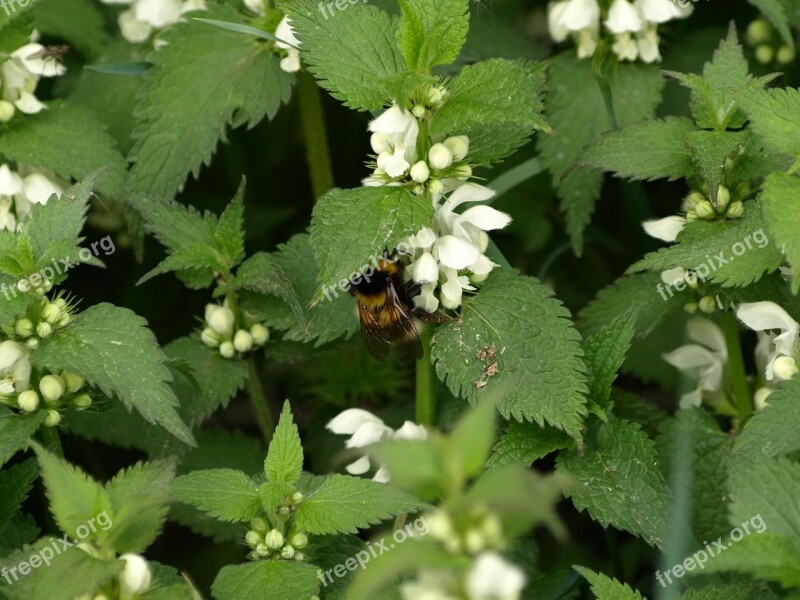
xmin=2 ymin=0 xmax=800 ymax=599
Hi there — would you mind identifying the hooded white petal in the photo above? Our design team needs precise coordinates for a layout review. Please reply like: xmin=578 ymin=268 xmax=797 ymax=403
xmin=637 ymin=25 xmax=662 ymax=63
xmin=606 ymin=0 xmax=643 ymax=34
xmin=345 ymin=420 xmax=393 ymax=448
xmin=394 ymin=421 xmax=428 ymax=440
xmin=369 ymin=105 xmax=416 ymax=135
xmin=119 ymin=9 xmax=153 ymax=43
xmin=738 ymin=301 xmax=799 ymax=357
xmin=642 ymin=215 xmax=686 ymax=242
xmin=326 ymin=408 xmax=385 ymax=435
xmin=0 ymin=341 xmax=31 ymax=393
xmin=466 ymin=552 xmax=526 ymax=600
xmin=663 ymin=344 xmax=724 ymax=397
xmin=660 ymin=266 xmax=687 ymax=286
xmin=344 ymin=455 xmax=371 ymax=476
xmin=547 ymin=1 xmax=571 ymax=42
xmin=634 ymin=0 xmax=681 ymax=23
xmin=412 ymin=251 xmax=440 ymax=284
xmin=11 ymin=44 xmax=66 ymax=77
xmin=435 ymin=235 xmax=480 ymax=270
xmin=275 ymin=16 xmax=301 ymax=49
xmin=456 ymin=205 xmax=512 ymax=233
xmin=14 ymin=91 xmax=47 ymax=114
xmin=0 ymin=165 xmax=23 ymax=197
xmin=22 ymin=173 xmax=62 ymax=205
xmin=558 ymin=0 xmax=601 ymax=32
xmin=409 ymin=227 xmax=437 ymax=250
xmin=686 ymin=318 xmax=727 ymax=359
xmin=134 ymin=0 xmax=183 ymax=28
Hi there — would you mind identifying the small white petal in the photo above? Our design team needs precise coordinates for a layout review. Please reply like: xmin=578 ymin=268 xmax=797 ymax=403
xmin=412 ymin=252 xmax=439 ymax=284
xmin=22 ymin=173 xmax=62 ymax=205
xmin=642 ymin=216 xmax=686 ymax=242
xmin=678 ymin=389 xmax=703 ymax=410
xmin=660 ymin=267 xmax=687 ymax=286
xmin=15 ymin=91 xmax=47 ymax=114
xmin=134 ymin=0 xmax=183 ymax=28
xmin=280 ymin=49 xmax=301 ymax=73
xmin=344 ymin=455 xmax=371 ymax=475
xmin=410 ymin=227 xmax=437 ymax=250
xmin=345 ymin=421 xmax=393 ymax=448
xmin=0 ymin=165 xmax=22 ymax=197
xmin=559 ymin=0 xmax=601 ymax=32
xmin=637 ymin=25 xmax=661 ymax=63
xmin=372 ymin=466 xmax=391 ymax=483
xmin=686 ymin=318 xmax=727 ymax=359
xmin=327 ymin=408 xmax=385 ymax=435
xmin=467 ymin=553 xmax=526 ymax=600
xmin=393 ymin=421 xmax=427 ymax=440
xmin=275 ymin=15 xmax=301 ymax=49
xmin=413 ymin=283 xmax=440 ymax=313
xmin=605 ymin=0 xmax=643 ymax=34
xmin=119 ymin=9 xmax=153 ymax=43
xmin=369 ymin=105 xmax=415 ymax=135
xmin=435 ymin=235 xmax=479 ymax=270
xmin=243 ymin=0 xmax=264 ymax=14
xmin=548 ymin=1 xmax=571 ymax=42
xmin=456 ymin=205 xmax=512 ymax=233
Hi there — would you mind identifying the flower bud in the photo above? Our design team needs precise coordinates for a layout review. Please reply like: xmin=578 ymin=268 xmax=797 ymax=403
xmin=93 ymin=595 xmax=109 ymax=600
xmin=755 ymin=44 xmax=774 ymax=64
xmin=426 ymin=86 xmax=443 ymax=106
xmin=25 ymin=337 xmax=39 ymax=350
xmin=44 ymin=409 xmax=61 ymax=427
xmin=726 ymin=200 xmax=744 ymax=219
xmin=428 ymin=144 xmax=453 ymax=170
xmin=42 ymin=303 xmax=61 ymax=324
xmin=410 ymin=161 xmax=430 ymax=183
xmin=250 ymin=517 xmax=267 ymax=532
xmin=754 ymin=387 xmax=774 ymax=411
xmin=265 ymin=529 xmax=284 ymax=549
xmin=36 ymin=322 xmax=52 ymax=338
xmin=208 ymin=306 xmax=235 ymax=336
xmin=683 ymin=302 xmax=699 ymax=314
xmin=15 ymin=318 xmax=34 ymax=338
xmin=39 ymin=375 xmax=65 ymax=404
xmin=376 ymin=151 xmax=393 ymax=171
xmin=245 ymin=530 xmax=262 ymax=548
xmin=746 ymin=19 xmax=772 ymax=46
xmin=370 ymin=132 xmax=392 ymax=154
xmin=290 ymin=491 xmax=304 ymax=503
xmin=17 ymin=390 xmax=39 ymax=412
xmin=250 ymin=324 xmax=269 ymax=346
xmin=57 ymin=314 xmax=71 ymax=328
xmin=201 ymin=327 xmax=220 ymax=348
xmin=233 ymin=330 xmax=253 ymax=353
xmin=42 ymin=280 xmax=53 ymax=292
xmin=428 ymin=178 xmax=444 ymax=196
xmin=481 ymin=514 xmax=503 ymax=543
xmin=62 ymin=372 xmax=84 ymax=393
xmin=255 ymin=543 xmax=271 ymax=557
xmin=280 ymin=545 xmax=295 ymax=559
xmin=777 ymin=45 xmax=796 ymax=65
xmin=694 ymin=200 xmax=715 ymax=219
xmin=219 ymin=341 xmax=235 ymax=359
xmin=686 ymin=192 xmax=706 ymax=208
xmin=73 ymin=394 xmax=92 ymax=410
xmin=412 ymin=104 xmax=426 ymax=119
xmin=0 ymin=100 xmax=15 ymax=123
xmin=453 ymin=165 xmax=472 ymax=180
xmin=478 ymin=231 xmax=490 ymax=254
xmin=291 ymin=533 xmax=308 ymax=548
xmin=773 ymin=356 xmax=798 ymax=380
xmin=120 ymin=554 xmax=152 ymax=596
xmin=444 ymin=136 xmax=469 ymax=161
xmin=464 ymin=528 xmax=485 ymax=554
xmin=715 ymin=185 xmax=731 ymax=211
xmin=698 ymin=295 xmax=716 ymax=314
xmin=294 ymin=552 xmax=306 ymax=561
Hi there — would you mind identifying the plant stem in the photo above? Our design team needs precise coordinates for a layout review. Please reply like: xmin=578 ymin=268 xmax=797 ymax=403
xmin=297 ymin=71 xmax=334 ymax=200
xmin=247 ymin=357 xmax=274 ymax=445
xmin=39 ymin=425 xmax=64 ymax=458
xmin=722 ymin=311 xmax=751 ymax=421
xmin=415 ymin=327 xmax=436 ymax=427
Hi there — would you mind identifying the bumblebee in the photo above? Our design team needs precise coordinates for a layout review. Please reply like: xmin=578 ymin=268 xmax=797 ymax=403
xmin=349 ymin=258 xmax=423 ymax=361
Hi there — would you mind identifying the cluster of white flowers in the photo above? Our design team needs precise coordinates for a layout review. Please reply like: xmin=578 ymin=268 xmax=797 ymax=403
xmin=738 ymin=301 xmax=800 ymax=383
xmin=548 ymin=0 xmax=692 ymax=62
xmin=326 ymin=408 xmax=427 ymax=483
xmin=200 ymin=302 xmax=269 ymax=359
xmin=75 ymin=552 xmax=152 ymax=600
xmin=245 ymin=515 xmax=309 ymax=562
xmin=364 ymin=104 xmax=512 ymax=312
xmin=0 ymin=42 xmax=66 ymax=123
xmin=242 ymin=0 xmax=302 ymax=74
xmin=400 ymin=552 xmax=525 ymax=600
xmin=100 ymin=0 xmax=206 ymax=45
xmin=0 ymin=164 xmax=65 ymax=233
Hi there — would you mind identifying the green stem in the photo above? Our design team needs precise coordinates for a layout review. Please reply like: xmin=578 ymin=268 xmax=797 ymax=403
xmin=297 ymin=71 xmax=334 ymax=200
xmin=415 ymin=327 xmax=436 ymax=427
xmin=247 ymin=357 xmax=274 ymax=445
xmin=39 ymin=424 xmax=64 ymax=458
xmin=722 ymin=311 xmax=751 ymax=421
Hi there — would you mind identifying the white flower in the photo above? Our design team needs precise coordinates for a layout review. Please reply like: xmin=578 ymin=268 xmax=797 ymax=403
xmin=12 ymin=44 xmax=67 ymax=78
xmin=207 ymin=305 xmax=235 ymax=337
xmin=548 ymin=0 xmax=600 ymax=58
xmin=102 ymin=0 xmax=206 ymax=44
xmin=0 ymin=341 xmax=31 ymax=394
xmin=368 ymin=105 xmax=420 ymax=179
xmin=0 ymin=42 xmax=66 ymax=118
xmin=612 ymin=32 xmax=639 ymax=61
xmin=738 ymin=301 xmax=799 ymax=381
xmin=606 ymin=0 xmax=643 ymax=34
xmin=120 ymin=554 xmax=152 ymax=598
xmin=637 ymin=24 xmax=662 ymax=63
xmin=642 ymin=215 xmax=686 ymax=242
xmin=663 ymin=318 xmax=728 ymax=409
xmin=466 ymin=552 xmax=526 ymax=600
xmin=635 ymin=0 xmax=690 ymax=24
xmin=275 ymin=16 xmax=301 ymax=73
xmin=244 ymin=0 xmax=265 ymax=15
xmin=401 ymin=570 xmax=459 ymax=600
xmin=327 ymin=409 xmax=427 ymax=482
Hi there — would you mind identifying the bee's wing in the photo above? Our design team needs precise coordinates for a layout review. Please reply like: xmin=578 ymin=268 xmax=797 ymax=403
xmin=357 ymin=302 xmax=392 ymax=361
xmin=383 ymin=284 xmax=423 ymax=360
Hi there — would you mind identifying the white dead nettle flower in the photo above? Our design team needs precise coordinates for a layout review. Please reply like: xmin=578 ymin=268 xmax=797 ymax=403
xmin=0 ymin=341 xmax=31 ymax=395
xmin=642 ymin=215 xmax=687 ymax=243
xmin=738 ymin=301 xmax=800 ymax=382
xmin=466 ymin=552 xmax=527 ymax=600
xmin=275 ymin=16 xmax=302 ymax=73
xmin=326 ymin=409 xmax=427 ymax=483
xmin=119 ymin=554 xmax=153 ymax=599
xmin=101 ymin=0 xmax=206 ymax=44
xmin=663 ymin=318 xmax=728 ymax=409
xmin=201 ymin=303 xmax=269 ymax=357
xmin=606 ymin=0 xmax=643 ymax=61
xmin=366 ymin=105 xmax=420 ymax=181
xmin=0 ymin=164 xmax=66 ymax=233
xmin=405 ymin=184 xmax=510 ymax=312
xmin=0 ymin=42 xmax=67 ymax=121
xmin=548 ymin=0 xmax=601 ymax=59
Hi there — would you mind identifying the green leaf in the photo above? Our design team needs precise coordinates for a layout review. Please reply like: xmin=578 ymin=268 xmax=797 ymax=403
xmin=128 ymin=3 xmax=292 ymax=200
xmin=31 ymin=442 xmax=110 ymax=538
xmin=538 ymin=55 xmax=664 ymax=254
xmin=729 ymin=456 xmax=800 ymax=539
xmin=32 ymin=303 xmax=195 ymax=446
xmin=215 ymin=179 xmax=246 ymax=268
xmin=628 ymin=203 xmax=783 ymax=287
xmin=489 ymin=422 xmax=572 ymax=467
xmin=582 ymin=310 xmax=637 ymax=413
xmin=284 ymin=0 xmax=403 ymax=111
xmin=0 ymin=544 xmax=121 ymax=600
xmin=126 ymin=195 xmax=216 ymax=253
xmin=211 ymin=561 xmax=320 ymax=600
xmin=430 ymin=59 xmax=547 ymax=166
xmin=685 ymin=130 xmax=749 ymax=204
xmin=397 ymin=0 xmax=469 ymax=70
xmin=295 ymin=474 xmax=422 ymax=535
xmin=574 ymin=566 xmax=646 ymax=600
xmin=105 ymin=460 xmax=175 ymax=553
xmin=734 ymin=375 xmax=800 ymax=459
xmin=447 ymin=398 xmax=496 ymax=480
xmin=217 ymin=252 xmax=304 ymax=325
xmin=760 ymin=173 xmax=800 ymax=292
xmin=0 ymin=459 xmax=38 ymax=532
xmin=310 ymin=187 xmax=433 ymax=300
xmin=266 ymin=402 xmax=304 ymax=485
xmin=557 ymin=420 xmax=670 ymax=548
xmin=747 ymin=0 xmax=794 ymax=46
xmin=193 ymin=17 xmax=292 ymax=45
xmin=367 ymin=439 xmax=443 ymax=502
xmin=579 ymin=118 xmax=696 ymax=182
xmin=30 ymin=0 xmax=110 ymax=58
xmin=138 ymin=243 xmax=220 ymax=287
xmin=0 ymin=102 xmax=125 ymax=198
xmin=698 ymin=533 xmax=800 ymax=587
xmin=431 ymin=269 xmax=588 ymax=441
xmin=0 ymin=410 xmax=46 ymax=468
xmin=171 ymin=469 xmax=261 ymax=523
xmin=682 ymin=582 xmax=780 ymax=600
